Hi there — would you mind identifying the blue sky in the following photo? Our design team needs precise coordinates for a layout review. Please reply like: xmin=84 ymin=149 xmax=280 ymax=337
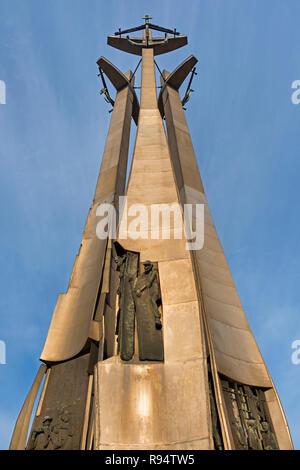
xmin=1 ymin=0 xmax=300 ymax=450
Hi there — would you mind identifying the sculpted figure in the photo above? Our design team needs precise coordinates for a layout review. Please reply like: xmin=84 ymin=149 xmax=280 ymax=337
xmin=133 ymin=261 xmax=162 ymax=330
xmin=114 ymin=251 xmax=137 ymax=361
xmin=232 ymin=418 xmax=248 ymax=450
xmin=132 ymin=260 xmax=164 ymax=361
xmin=50 ymin=410 xmax=73 ymax=450
xmin=113 ymin=245 xmax=164 ymax=362
xmin=31 ymin=416 xmax=53 ymax=450
xmin=30 ymin=411 xmax=73 ymax=450
xmin=246 ymin=418 xmax=263 ymax=450
xmin=261 ymin=421 xmax=278 ymax=450
xmin=114 ymin=254 xmax=127 ymax=341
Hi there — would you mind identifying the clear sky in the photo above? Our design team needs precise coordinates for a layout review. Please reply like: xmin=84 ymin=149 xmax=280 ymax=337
xmin=1 ymin=0 xmax=300 ymax=450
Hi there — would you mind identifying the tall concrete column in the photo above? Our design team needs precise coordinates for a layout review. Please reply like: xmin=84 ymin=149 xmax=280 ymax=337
xmin=94 ymin=47 xmax=213 ymax=451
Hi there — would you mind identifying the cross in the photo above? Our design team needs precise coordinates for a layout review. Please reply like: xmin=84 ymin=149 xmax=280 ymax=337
xmin=142 ymin=15 xmax=152 ymax=25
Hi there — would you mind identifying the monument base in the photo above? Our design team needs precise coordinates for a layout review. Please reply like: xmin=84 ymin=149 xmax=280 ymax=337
xmin=94 ymin=356 xmax=213 ymax=450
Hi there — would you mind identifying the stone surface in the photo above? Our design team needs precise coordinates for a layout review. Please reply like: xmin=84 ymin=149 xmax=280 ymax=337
xmin=94 ymin=357 xmax=212 ymax=450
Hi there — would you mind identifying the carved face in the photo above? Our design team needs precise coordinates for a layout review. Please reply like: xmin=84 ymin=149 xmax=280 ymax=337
xmin=143 ymin=261 xmax=153 ymax=273
xmin=247 ymin=419 xmax=256 ymax=428
xmin=114 ymin=255 xmax=126 ymax=267
xmin=261 ymin=422 xmax=269 ymax=432
xmin=42 ymin=416 xmax=52 ymax=425
xmin=61 ymin=414 xmax=69 ymax=423
xmin=42 ymin=417 xmax=52 ymax=429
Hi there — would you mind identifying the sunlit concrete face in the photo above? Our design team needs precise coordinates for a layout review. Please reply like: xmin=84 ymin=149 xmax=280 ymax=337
xmin=95 ymin=358 xmax=212 ymax=450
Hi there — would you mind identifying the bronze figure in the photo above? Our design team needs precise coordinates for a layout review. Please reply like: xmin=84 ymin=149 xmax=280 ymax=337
xmin=114 ymin=250 xmax=164 ymax=362
xmin=133 ymin=261 xmax=164 ymax=361
xmin=30 ymin=416 xmax=53 ymax=450
xmin=114 ymin=251 xmax=138 ymax=361
xmin=30 ymin=411 xmax=73 ymax=450
xmin=261 ymin=421 xmax=278 ymax=450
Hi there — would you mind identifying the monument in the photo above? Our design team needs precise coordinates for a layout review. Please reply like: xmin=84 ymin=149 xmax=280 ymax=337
xmin=10 ymin=16 xmax=293 ymax=450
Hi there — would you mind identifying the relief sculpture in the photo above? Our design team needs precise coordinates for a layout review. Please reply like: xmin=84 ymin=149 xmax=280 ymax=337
xmin=114 ymin=251 xmax=137 ymax=361
xmin=30 ymin=411 xmax=73 ymax=450
xmin=261 ymin=421 xmax=278 ymax=450
xmin=221 ymin=376 xmax=279 ymax=450
xmin=208 ymin=373 xmax=223 ymax=450
xmin=133 ymin=260 xmax=164 ymax=361
xmin=114 ymin=243 xmax=164 ymax=362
